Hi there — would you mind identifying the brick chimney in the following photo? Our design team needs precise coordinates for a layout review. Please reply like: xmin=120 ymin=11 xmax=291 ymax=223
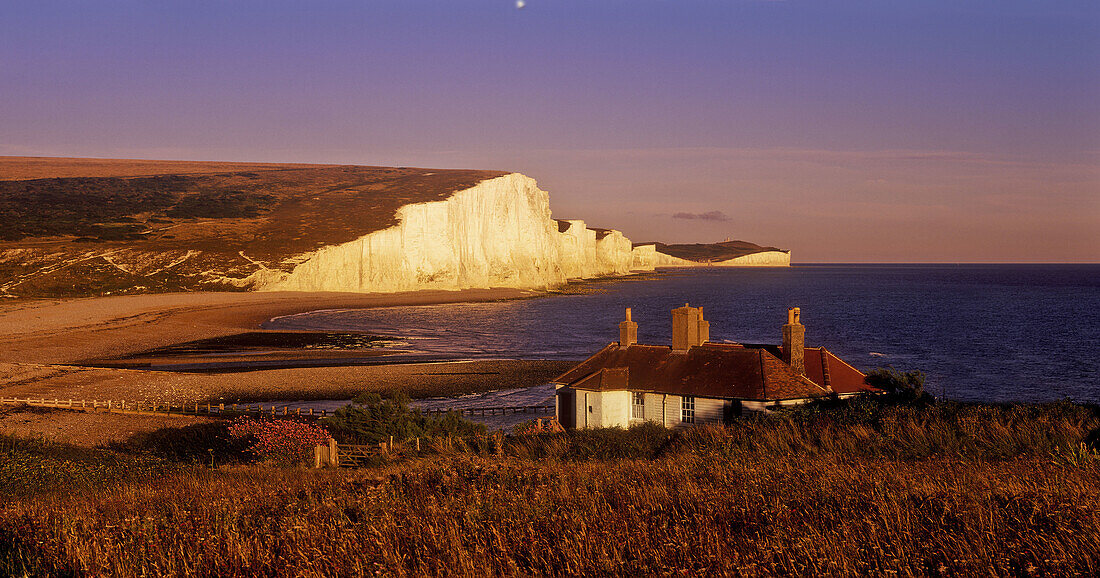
xmin=619 ymin=308 xmax=638 ymax=347
xmin=672 ymin=303 xmax=704 ymax=352
xmin=782 ymin=307 xmax=805 ymax=375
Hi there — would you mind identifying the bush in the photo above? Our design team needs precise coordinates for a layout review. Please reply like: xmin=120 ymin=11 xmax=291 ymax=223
xmin=865 ymin=366 xmax=934 ymax=405
xmin=227 ymin=418 xmax=330 ymax=464
xmin=321 ymin=393 xmax=485 ymax=444
xmin=112 ymin=421 xmax=252 ymax=464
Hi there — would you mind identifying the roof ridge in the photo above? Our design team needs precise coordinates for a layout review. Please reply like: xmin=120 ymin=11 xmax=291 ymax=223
xmin=550 ymin=342 xmax=617 ymax=384
xmin=820 ymin=347 xmax=832 ymax=390
xmin=821 ymin=347 xmax=866 ymax=376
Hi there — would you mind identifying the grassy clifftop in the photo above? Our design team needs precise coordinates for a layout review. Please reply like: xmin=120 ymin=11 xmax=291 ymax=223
xmin=0 ymin=157 xmax=504 ymax=297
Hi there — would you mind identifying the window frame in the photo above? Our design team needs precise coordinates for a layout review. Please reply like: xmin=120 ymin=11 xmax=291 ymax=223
xmin=681 ymin=395 xmax=696 ymax=424
xmin=631 ymin=392 xmax=645 ymax=419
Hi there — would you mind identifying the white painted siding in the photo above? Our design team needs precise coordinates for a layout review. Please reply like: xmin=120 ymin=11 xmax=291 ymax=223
xmin=741 ymin=400 xmax=769 ymax=413
xmin=665 ymin=395 xmax=683 ymax=428
xmin=643 ymin=393 xmax=665 ymax=426
xmin=598 ymin=390 xmax=631 ymax=428
xmin=574 ymin=389 xmax=631 ymax=428
xmin=577 ymin=391 xmax=589 ymax=428
xmin=695 ymin=397 xmax=726 ymax=425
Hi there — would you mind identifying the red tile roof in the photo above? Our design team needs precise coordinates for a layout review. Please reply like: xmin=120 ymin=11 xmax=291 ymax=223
xmin=554 ymin=342 xmax=837 ymax=401
xmin=803 ymin=347 xmax=875 ymax=394
xmin=554 ymin=341 xmax=875 ymax=400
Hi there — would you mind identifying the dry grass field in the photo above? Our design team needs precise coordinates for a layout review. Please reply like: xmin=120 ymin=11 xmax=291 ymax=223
xmin=2 ymin=399 xmax=1098 ymax=576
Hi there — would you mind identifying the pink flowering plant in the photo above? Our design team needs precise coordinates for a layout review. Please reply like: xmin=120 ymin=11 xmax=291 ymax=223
xmin=227 ymin=418 xmax=330 ymax=464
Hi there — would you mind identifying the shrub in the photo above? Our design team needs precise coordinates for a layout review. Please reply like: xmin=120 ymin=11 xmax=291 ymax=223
xmin=865 ymin=366 xmax=934 ymax=405
xmin=112 ymin=421 xmax=253 ymax=464
xmin=227 ymin=418 xmax=330 ymax=464
xmin=321 ymin=393 xmax=485 ymax=444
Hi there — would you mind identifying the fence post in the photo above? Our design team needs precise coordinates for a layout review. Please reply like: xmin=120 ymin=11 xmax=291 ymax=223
xmin=283 ymin=406 xmax=288 ymax=416
xmin=388 ymin=435 xmax=393 ymax=452
xmin=328 ymin=438 xmax=339 ymax=467
xmin=416 ymin=437 xmax=420 ymax=452
xmin=314 ymin=445 xmax=324 ymax=469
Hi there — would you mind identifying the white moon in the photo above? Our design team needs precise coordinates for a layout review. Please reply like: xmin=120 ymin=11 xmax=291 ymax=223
xmin=516 ymin=0 xmax=525 ymax=8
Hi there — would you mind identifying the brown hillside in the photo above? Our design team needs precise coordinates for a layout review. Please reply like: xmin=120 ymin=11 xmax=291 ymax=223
xmin=0 ymin=157 xmax=505 ymax=297
xmin=0 ymin=156 xmax=329 ymax=181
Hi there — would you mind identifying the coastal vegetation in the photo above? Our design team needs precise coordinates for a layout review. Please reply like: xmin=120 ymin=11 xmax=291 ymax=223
xmin=2 ymin=392 xmax=1098 ymax=576
xmin=321 ymin=392 xmax=486 ymax=444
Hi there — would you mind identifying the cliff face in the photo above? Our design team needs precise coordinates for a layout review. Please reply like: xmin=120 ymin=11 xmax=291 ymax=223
xmin=262 ymin=174 xmax=642 ymax=292
xmin=0 ymin=156 xmax=790 ymax=297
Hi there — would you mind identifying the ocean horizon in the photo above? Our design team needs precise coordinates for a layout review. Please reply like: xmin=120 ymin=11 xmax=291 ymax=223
xmin=265 ymin=263 xmax=1100 ymax=404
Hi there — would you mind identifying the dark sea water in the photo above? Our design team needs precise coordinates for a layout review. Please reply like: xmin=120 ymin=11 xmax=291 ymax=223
xmin=265 ymin=265 xmax=1100 ymax=404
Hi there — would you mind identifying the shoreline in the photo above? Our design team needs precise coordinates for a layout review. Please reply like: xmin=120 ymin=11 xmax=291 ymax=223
xmin=0 ymin=288 xmax=543 ymax=365
xmin=0 ymin=288 xmax=579 ymax=414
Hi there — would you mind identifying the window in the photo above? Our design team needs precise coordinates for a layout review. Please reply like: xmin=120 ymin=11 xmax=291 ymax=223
xmin=681 ymin=396 xmax=695 ymax=424
xmin=632 ymin=392 xmax=645 ymax=419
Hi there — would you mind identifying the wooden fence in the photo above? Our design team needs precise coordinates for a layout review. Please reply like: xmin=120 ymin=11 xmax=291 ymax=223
xmin=421 ymin=405 xmax=554 ymax=417
xmin=0 ymin=397 xmax=335 ymax=419
xmin=314 ymin=419 xmax=562 ymax=469
xmin=314 ymin=436 xmax=425 ymax=468
xmin=0 ymin=396 xmax=554 ymax=420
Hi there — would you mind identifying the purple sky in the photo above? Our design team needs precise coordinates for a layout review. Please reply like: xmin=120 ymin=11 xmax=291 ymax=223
xmin=2 ymin=1 xmax=1097 ymax=262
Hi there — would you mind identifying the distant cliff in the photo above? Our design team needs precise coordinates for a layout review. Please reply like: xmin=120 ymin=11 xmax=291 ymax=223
xmin=632 ymin=240 xmax=791 ymax=268
xmin=0 ymin=157 xmax=787 ymax=298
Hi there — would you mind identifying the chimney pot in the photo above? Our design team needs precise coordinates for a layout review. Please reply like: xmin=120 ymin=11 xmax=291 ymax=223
xmin=619 ymin=307 xmax=638 ymax=347
xmin=782 ymin=307 xmax=806 ymax=375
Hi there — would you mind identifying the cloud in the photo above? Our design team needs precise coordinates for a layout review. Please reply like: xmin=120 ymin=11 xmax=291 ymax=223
xmin=672 ymin=210 xmax=731 ymax=222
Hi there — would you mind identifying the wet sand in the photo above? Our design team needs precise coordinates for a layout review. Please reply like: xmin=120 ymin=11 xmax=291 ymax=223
xmin=0 ymin=289 xmax=541 ymax=364
xmin=0 ymin=289 xmax=575 ymax=406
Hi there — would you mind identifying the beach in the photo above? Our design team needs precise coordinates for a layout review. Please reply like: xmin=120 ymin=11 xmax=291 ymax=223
xmin=0 ymin=289 xmax=575 ymax=443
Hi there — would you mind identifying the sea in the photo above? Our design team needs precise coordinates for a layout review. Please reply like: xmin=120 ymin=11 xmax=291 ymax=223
xmin=265 ymin=265 xmax=1100 ymax=404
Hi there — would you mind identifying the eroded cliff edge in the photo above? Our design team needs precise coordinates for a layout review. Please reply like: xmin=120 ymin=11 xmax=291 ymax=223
xmin=0 ymin=157 xmax=788 ymax=298
xmin=266 ymin=173 xmax=600 ymax=292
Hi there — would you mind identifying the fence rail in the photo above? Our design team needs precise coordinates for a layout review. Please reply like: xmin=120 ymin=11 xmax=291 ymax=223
xmin=0 ymin=397 xmax=555 ymax=420
xmin=0 ymin=397 xmax=333 ymax=419
xmin=422 ymin=405 xmax=554 ymax=416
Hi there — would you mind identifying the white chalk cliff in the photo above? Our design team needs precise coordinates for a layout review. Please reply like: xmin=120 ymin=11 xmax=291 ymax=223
xmin=262 ymin=173 xmax=643 ymax=293
xmin=259 ymin=173 xmax=788 ymax=294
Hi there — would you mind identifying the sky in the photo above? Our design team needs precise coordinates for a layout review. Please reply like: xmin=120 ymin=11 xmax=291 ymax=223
xmin=1 ymin=0 xmax=1097 ymax=262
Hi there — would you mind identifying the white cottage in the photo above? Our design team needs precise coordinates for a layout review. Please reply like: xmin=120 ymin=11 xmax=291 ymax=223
xmin=553 ymin=305 xmax=874 ymax=429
